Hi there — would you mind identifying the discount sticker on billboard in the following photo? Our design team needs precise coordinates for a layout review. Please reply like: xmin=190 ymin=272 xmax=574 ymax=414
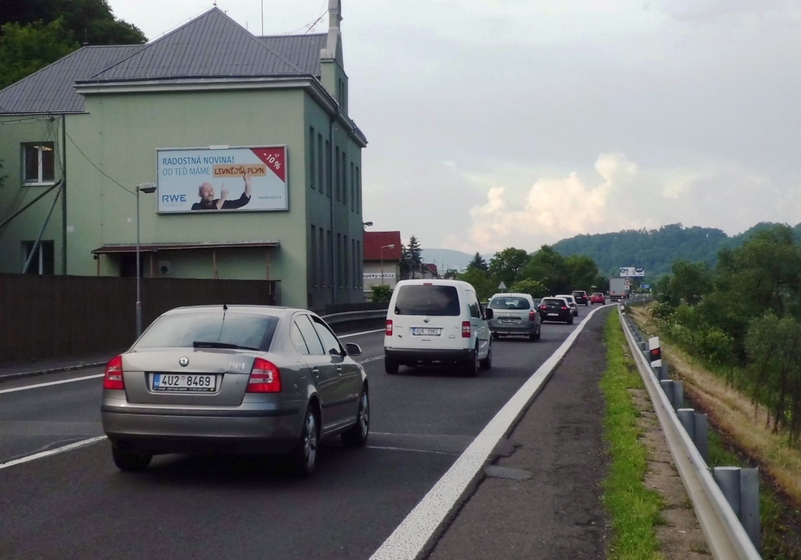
xmin=156 ymin=146 xmax=288 ymax=213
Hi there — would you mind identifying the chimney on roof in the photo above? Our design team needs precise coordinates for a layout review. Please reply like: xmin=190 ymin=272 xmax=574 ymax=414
xmin=321 ymin=0 xmax=342 ymax=61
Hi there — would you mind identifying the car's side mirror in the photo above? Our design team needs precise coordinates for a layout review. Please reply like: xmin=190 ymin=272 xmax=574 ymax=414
xmin=484 ymin=308 xmax=494 ymax=320
xmin=345 ymin=343 xmax=362 ymax=356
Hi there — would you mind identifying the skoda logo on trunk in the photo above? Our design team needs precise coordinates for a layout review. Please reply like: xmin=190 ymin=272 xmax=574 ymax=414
xmin=179 ymin=356 xmax=189 ymax=367
xmin=423 ymin=317 xmax=430 ymax=323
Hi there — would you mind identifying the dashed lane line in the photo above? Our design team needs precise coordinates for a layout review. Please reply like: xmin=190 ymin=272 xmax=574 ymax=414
xmin=0 ymin=436 xmax=107 ymax=471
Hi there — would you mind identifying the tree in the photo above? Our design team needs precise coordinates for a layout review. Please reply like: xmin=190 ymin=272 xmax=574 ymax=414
xmin=466 ymin=252 xmax=488 ymax=272
xmin=488 ymin=247 xmax=530 ymax=289
xmin=399 ymin=244 xmax=411 ymax=280
xmin=443 ymin=268 xmax=458 ymax=279
xmin=0 ymin=19 xmax=79 ymax=89
xmin=370 ymin=284 xmax=392 ymax=303
xmin=407 ymin=236 xmax=423 ymax=277
xmin=458 ymin=267 xmax=494 ymax=301
xmin=564 ymin=254 xmax=598 ymax=292
xmin=519 ymin=245 xmax=571 ymax=295
xmin=667 ymin=260 xmax=712 ymax=306
xmin=509 ymin=279 xmax=548 ymax=299
xmin=1 ymin=0 xmax=146 ymax=46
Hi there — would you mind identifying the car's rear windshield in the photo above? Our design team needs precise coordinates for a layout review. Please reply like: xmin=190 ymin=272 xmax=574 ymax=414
xmin=135 ymin=311 xmax=279 ymax=351
xmin=394 ymin=285 xmax=460 ymax=316
xmin=573 ymin=291 xmax=585 ymax=295
xmin=541 ymin=298 xmax=565 ymax=306
xmin=489 ymin=297 xmax=531 ymax=310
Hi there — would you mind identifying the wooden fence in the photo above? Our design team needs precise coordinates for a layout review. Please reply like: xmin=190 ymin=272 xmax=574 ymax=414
xmin=0 ymin=274 xmax=279 ymax=364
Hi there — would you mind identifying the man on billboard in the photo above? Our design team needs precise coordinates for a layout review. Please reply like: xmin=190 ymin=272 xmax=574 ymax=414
xmin=191 ymin=171 xmax=252 ymax=211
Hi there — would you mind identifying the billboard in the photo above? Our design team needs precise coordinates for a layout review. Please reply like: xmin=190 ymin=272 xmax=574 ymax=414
xmin=619 ymin=266 xmax=645 ymax=277
xmin=156 ymin=146 xmax=288 ymax=213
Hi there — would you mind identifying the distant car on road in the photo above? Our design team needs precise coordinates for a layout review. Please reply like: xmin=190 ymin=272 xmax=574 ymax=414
xmin=487 ymin=293 xmax=542 ymax=342
xmin=590 ymin=292 xmax=606 ymax=305
xmin=572 ymin=290 xmax=589 ymax=306
xmin=101 ymin=305 xmax=369 ymax=477
xmin=556 ymin=294 xmax=580 ymax=316
xmin=538 ymin=297 xmax=574 ymax=324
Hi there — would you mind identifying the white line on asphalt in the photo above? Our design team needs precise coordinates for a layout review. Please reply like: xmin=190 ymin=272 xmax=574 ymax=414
xmin=0 ymin=373 xmax=104 ymax=395
xmin=357 ymin=355 xmax=384 ymax=365
xmin=0 ymin=436 xmax=107 ymax=471
xmin=367 ymin=445 xmax=458 ymax=457
xmin=371 ymin=432 xmax=469 ymax=439
xmin=340 ymin=328 xmax=384 ymax=338
xmin=369 ymin=305 xmax=608 ymax=560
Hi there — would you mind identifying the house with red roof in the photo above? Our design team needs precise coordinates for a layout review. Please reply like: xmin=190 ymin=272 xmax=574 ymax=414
xmin=363 ymin=231 xmax=402 ymax=296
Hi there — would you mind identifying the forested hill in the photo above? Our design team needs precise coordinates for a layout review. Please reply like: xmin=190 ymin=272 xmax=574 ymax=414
xmin=552 ymin=222 xmax=801 ymax=277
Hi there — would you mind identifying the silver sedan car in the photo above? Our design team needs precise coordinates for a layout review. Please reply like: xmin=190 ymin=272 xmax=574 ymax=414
xmin=101 ymin=305 xmax=369 ymax=477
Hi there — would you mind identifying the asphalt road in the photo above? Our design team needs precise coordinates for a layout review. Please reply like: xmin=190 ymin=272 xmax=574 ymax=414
xmin=0 ymin=307 xmax=608 ymax=560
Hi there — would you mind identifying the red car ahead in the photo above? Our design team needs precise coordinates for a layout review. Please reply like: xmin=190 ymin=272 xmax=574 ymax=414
xmin=590 ymin=292 xmax=606 ymax=305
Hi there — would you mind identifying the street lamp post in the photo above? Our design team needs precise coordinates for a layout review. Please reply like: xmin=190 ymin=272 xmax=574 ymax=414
xmin=380 ymin=243 xmax=395 ymax=286
xmin=135 ymin=182 xmax=157 ymax=338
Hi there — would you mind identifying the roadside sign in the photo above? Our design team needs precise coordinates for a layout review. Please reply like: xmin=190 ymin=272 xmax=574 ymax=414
xmin=498 ymin=281 xmax=507 ymax=291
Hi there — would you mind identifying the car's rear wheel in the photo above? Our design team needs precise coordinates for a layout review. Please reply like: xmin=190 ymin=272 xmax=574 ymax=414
xmin=491 ymin=332 xmax=500 ymax=340
xmin=567 ymin=316 xmax=574 ymax=325
xmin=111 ymin=444 xmax=152 ymax=472
xmin=479 ymin=340 xmax=492 ymax=370
xmin=342 ymin=389 xmax=369 ymax=448
xmin=385 ymin=356 xmax=399 ymax=375
xmin=291 ymin=406 xmax=319 ymax=478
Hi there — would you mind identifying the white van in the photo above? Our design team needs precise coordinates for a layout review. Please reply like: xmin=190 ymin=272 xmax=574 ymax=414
xmin=384 ymin=279 xmax=493 ymax=376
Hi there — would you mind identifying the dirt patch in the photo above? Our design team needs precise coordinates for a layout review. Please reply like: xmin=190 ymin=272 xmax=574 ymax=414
xmin=629 ymin=387 xmax=711 ymax=559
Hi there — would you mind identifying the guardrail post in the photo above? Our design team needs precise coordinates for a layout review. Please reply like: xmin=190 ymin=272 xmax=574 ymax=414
xmin=713 ymin=467 xmax=762 ymax=552
xmin=660 ymin=379 xmax=675 ymax=408
xmin=694 ymin=412 xmax=709 ymax=464
xmin=740 ymin=468 xmax=762 ymax=552
xmin=659 ymin=361 xmax=669 ymax=381
xmin=677 ymin=408 xmax=695 ymax=437
xmin=673 ymin=380 xmax=684 ymax=409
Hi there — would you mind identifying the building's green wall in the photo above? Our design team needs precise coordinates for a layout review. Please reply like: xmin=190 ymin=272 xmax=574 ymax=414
xmin=0 ymin=117 xmax=66 ymax=274
xmin=65 ymin=88 xmax=309 ymax=307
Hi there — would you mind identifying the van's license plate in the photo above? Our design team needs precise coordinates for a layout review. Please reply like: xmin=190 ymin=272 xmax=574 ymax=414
xmin=411 ymin=327 xmax=441 ymax=336
xmin=153 ymin=374 xmax=217 ymax=392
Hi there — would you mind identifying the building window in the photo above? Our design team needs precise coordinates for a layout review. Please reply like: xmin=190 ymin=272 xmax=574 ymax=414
xmin=341 ymin=151 xmax=347 ymax=205
xmin=352 ymin=238 xmax=357 ymax=289
xmin=327 ymin=230 xmax=333 ymax=287
xmin=325 ymin=141 xmax=332 ymax=197
xmin=350 ymin=162 xmax=355 ymax=211
xmin=23 ymin=143 xmax=55 ymax=185
xmin=343 ymin=235 xmax=349 ymax=288
xmin=311 ymin=225 xmax=317 ymax=286
xmin=356 ymin=166 xmax=361 ymax=214
xmin=335 ymin=147 xmax=341 ymax=201
xmin=22 ymin=240 xmax=55 ymax=274
xmin=336 ymin=233 xmax=342 ymax=287
xmin=309 ymin=127 xmax=315 ymax=190
xmin=317 ymin=134 xmax=324 ymax=196
xmin=319 ymin=228 xmax=325 ymax=286
xmin=356 ymin=240 xmax=361 ymax=289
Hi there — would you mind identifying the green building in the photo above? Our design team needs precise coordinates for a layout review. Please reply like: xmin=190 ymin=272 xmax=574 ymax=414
xmin=0 ymin=1 xmax=367 ymax=310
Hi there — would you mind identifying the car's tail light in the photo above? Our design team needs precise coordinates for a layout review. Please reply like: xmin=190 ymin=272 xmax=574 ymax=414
xmin=529 ymin=310 xmax=536 ymax=322
xmin=247 ymin=358 xmax=282 ymax=393
xmin=386 ymin=320 xmax=393 ymax=336
xmin=462 ymin=321 xmax=471 ymax=338
xmin=561 ymin=306 xmax=568 ymax=310
xmin=103 ymin=355 xmax=125 ymax=390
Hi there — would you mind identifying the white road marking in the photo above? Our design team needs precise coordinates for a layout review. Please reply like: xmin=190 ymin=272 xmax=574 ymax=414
xmin=357 ymin=355 xmax=385 ymax=365
xmin=0 ymin=374 xmax=104 ymax=395
xmin=0 ymin=436 xmax=107 ymax=471
xmin=369 ymin=304 xmax=607 ymax=560
xmin=367 ymin=445 xmax=458 ymax=457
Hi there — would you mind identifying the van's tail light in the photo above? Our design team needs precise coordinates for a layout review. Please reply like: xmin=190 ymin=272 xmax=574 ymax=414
xmin=103 ymin=355 xmax=125 ymax=390
xmin=529 ymin=310 xmax=537 ymax=322
xmin=462 ymin=321 xmax=471 ymax=338
xmin=386 ymin=320 xmax=393 ymax=336
xmin=247 ymin=358 xmax=282 ymax=393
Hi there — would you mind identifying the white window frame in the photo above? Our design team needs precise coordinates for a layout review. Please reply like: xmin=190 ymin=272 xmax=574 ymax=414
xmin=22 ymin=142 xmax=56 ymax=185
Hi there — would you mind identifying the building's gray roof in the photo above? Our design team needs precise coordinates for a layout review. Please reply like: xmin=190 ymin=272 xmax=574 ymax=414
xmin=259 ymin=34 xmax=328 ymax=77
xmin=81 ymin=8 xmax=312 ymax=83
xmin=0 ymin=8 xmax=330 ymax=115
xmin=0 ymin=45 xmax=141 ymax=114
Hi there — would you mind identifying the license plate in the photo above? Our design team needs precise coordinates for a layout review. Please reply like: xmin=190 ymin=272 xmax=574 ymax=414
xmin=548 ymin=313 xmax=559 ymax=317
xmin=153 ymin=373 xmax=217 ymax=392
xmin=411 ymin=327 xmax=441 ymax=336
xmin=501 ymin=318 xmax=519 ymax=323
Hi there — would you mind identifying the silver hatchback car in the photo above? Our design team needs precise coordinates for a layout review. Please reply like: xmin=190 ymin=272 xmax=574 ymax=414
xmin=101 ymin=305 xmax=369 ymax=477
xmin=486 ymin=293 xmax=542 ymax=341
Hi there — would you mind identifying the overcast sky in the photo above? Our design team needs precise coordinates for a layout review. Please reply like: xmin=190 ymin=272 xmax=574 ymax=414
xmin=107 ymin=0 xmax=801 ymax=253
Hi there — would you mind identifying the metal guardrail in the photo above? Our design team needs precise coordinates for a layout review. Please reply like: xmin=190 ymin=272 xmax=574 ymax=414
xmin=618 ymin=307 xmax=762 ymax=560
xmin=321 ymin=309 xmax=387 ymax=326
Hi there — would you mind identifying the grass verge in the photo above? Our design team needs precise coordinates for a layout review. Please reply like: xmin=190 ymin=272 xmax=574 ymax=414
xmin=601 ymin=311 xmax=664 ymax=560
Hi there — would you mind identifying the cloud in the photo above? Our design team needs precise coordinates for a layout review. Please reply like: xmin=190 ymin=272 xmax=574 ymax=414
xmin=452 ymin=153 xmax=641 ymax=253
